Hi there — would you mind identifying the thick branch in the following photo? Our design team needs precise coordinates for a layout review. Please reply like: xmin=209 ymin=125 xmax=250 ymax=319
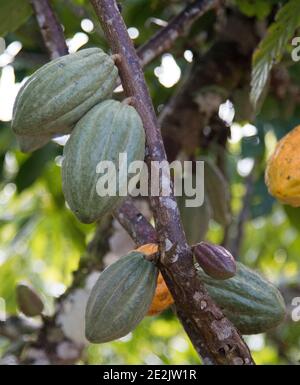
xmin=91 ymin=0 xmax=254 ymax=365
xmin=30 ymin=0 xmax=68 ymax=59
xmin=138 ymin=0 xmax=218 ymax=67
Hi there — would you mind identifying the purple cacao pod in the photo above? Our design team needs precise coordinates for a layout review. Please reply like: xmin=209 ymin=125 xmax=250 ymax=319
xmin=193 ymin=241 xmax=236 ymax=280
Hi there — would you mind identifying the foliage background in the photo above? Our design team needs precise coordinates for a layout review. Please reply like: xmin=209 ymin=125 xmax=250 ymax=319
xmin=0 ymin=0 xmax=299 ymax=364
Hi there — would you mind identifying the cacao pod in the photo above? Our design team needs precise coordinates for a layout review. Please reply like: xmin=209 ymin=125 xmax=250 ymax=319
xmin=135 ymin=243 xmax=174 ymax=316
xmin=16 ymin=133 xmax=51 ymax=153
xmin=265 ymin=125 xmax=300 ymax=207
xmin=85 ymin=251 xmax=158 ymax=343
xmin=193 ymin=241 xmax=236 ymax=280
xmin=16 ymin=283 xmax=44 ymax=317
xmin=198 ymin=262 xmax=286 ymax=334
xmin=12 ymin=48 xmax=118 ymax=149
xmin=147 ymin=272 xmax=174 ymax=316
xmin=62 ymin=100 xmax=145 ymax=223
xmin=203 ymin=158 xmax=231 ymax=226
xmin=177 ymin=191 xmax=211 ymax=245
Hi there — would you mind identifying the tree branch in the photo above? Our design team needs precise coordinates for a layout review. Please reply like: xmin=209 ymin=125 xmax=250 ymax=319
xmin=30 ymin=0 xmax=68 ymax=59
xmin=91 ymin=0 xmax=254 ymax=365
xmin=137 ymin=0 xmax=218 ymax=67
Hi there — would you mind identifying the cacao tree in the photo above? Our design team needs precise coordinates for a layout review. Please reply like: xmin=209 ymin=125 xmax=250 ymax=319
xmin=0 ymin=0 xmax=300 ymax=365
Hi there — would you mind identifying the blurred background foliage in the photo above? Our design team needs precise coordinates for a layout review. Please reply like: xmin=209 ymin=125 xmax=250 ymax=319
xmin=0 ymin=0 xmax=299 ymax=364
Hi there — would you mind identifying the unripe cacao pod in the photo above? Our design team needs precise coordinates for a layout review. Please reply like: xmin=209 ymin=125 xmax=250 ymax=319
xmin=16 ymin=133 xmax=51 ymax=153
xmin=135 ymin=243 xmax=174 ymax=316
xmin=12 ymin=48 xmax=118 ymax=149
xmin=177 ymin=191 xmax=211 ymax=245
xmin=198 ymin=262 xmax=286 ymax=334
xmin=85 ymin=251 xmax=158 ymax=343
xmin=62 ymin=100 xmax=145 ymax=223
xmin=16 ymin=283 xmax=44 ymax=317
xmin=204 ymin=158 xmax=231 ymax=226
xmin=265 ymin=125 xmax=300 ymax=207
xmin=193 ymin=241 xmax=236 ymax=280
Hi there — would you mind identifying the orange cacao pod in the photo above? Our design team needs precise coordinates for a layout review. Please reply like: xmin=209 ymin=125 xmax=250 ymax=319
xmin=265 ymin=125 xmax=300 ymax=207
xmin=135 ymin=243 xmax=174 ymax=316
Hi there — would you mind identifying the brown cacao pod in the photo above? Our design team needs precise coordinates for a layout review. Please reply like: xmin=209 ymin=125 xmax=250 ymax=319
xmin=16 ymin=283 xmax=44 ymax=317
xmin=193 ymin=241 xmax=236 ymax=280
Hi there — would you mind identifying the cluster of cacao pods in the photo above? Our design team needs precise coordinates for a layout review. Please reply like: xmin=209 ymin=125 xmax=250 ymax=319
xmin=11 ymin=47 xmax=286 ymax=345
xmin=265 ymin=125 xmax=300 ymax=207
xmin=11 ymin=48 xmax=145 ymax=223
xmin=85 ymin=241 xmax=285 ymax=344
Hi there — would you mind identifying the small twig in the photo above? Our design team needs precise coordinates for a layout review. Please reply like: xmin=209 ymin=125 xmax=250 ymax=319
xmin=91 ymin=0 xmax=254 ymax=365
xmin=137 ymin=0 xmax=218 ymax=67
xmin=114 ymin=198 xmax=157 ymax=246
xmin=30 ymin=0 xmax=68 ymax=59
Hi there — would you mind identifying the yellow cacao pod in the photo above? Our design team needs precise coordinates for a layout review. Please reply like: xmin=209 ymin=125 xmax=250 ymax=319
xmin=265 ymin=125 xmax=300 ymax=206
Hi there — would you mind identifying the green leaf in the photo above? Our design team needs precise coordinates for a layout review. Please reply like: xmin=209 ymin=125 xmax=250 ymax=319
xmin=250 ymin=0 xmax=300 ymax=108
xmin=15 ymin=143 xmax=59 ymax=193
xmin=284 ymin=205 xmax=300 ymax=231
xmin=0 ymin=0 xmax=32 ymax=37
xmin=235 ymin=0 xmax=274 ymax=20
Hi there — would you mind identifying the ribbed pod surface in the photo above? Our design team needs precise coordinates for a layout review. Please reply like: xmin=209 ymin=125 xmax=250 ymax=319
xmin=85 ymin=252 xmax=158 ymax=343
xmin=62 ymin=100 xmax=145 ymax=223
xmin=12 ymin=48 xmax=118 ymax=139
xmin=198 ymin=262 xmax=286 ymax=334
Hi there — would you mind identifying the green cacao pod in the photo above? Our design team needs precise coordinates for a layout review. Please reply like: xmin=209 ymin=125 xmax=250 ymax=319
xmin=85 ymin=251 xmax=158 ymax=343
xmin=177 ymin=190 xmax=211 ymax=245
xmin=16 ymin=133 xmax=51 ymax=153
xmin=198 ymin=262 xmax=286 ymax=334
xmin=12 ymin=48 xmax=118 ymax=149
xmin=62 ymin=100 xmax=145 ymax=223
xmin=16 ymin=283 xmax=44 ymax=317
xmin=193 ymin=241 xmax=236 ymax=280
xmin=203 ymin=158 xmax=231 ymax=226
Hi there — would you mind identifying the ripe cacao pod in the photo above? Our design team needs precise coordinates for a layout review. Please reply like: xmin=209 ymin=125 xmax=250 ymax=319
xmin=62 ymin=100 xmax=145 ymax=223
xmin=147 ymin=272 xmax=174 ymax=316
xmin=85 ymin=251 xmax=158 ymax=343
xmin=265 ymin=125 xmax=300 ymax=207
xmin=193 ymin=241 xmax=236 ymax=280
xmin=16 ymin=283 xmax=44 ymax=317
xmin=134 ymin=243 xmax=174 ymax=316
xmin=198 ymin=262 xmax=286 ymax=334
xmin=12 ymin=48 xmax=118 ymax=149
